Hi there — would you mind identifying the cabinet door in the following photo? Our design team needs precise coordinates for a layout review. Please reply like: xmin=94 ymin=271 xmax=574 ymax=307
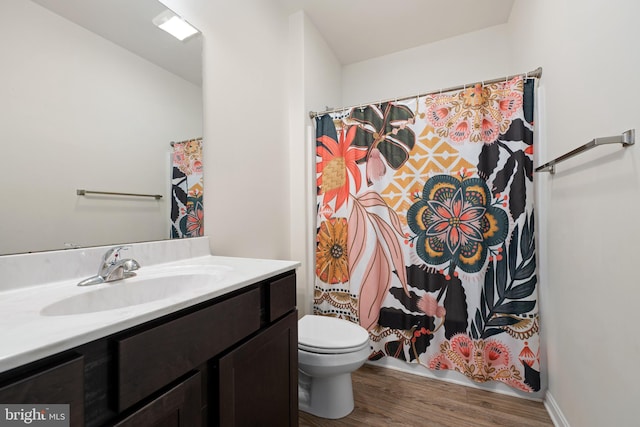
xmin=113 ymin=371 xmax=201 ymax=427
xmin=218 ymin=311 xmax=298 ymax=427
xmin=0 ymin=353 xmax=84 ymax=426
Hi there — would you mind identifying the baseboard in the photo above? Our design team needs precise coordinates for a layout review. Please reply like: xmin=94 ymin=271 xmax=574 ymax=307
xmin=544 ymin=391 xmax=570 ymax=427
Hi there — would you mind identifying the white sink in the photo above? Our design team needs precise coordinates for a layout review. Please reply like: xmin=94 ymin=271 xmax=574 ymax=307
xmin=40 ymin=270 xmax=227 ymax=316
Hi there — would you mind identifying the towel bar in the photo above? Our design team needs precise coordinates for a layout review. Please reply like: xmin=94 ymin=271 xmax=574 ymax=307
xmin=76 ymin=189 xmax=163 ymax=200
xmin=535 ymin=129 xmax=635 ymax=174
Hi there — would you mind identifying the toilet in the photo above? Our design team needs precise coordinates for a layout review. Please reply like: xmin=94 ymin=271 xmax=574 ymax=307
xmin=297 ymin=315 xmax=370 ymax=419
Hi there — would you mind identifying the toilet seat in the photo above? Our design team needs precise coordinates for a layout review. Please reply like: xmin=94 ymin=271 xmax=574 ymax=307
xmin=298 ymin=315 xmax=369 ymax=354
xmin=299 ymin=340 xmax=369 ymax=354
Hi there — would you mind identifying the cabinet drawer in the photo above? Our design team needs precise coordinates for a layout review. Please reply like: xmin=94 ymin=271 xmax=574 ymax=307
xmin=117 ymin=288 xmax=260 ymax=411
xmin=0 ymin=353 xmax=84 ymax=426
xmin=268 ymin=273 xmax=296 ymax=322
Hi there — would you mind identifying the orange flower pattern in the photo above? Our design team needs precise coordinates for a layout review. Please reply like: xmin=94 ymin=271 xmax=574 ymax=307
xmin=316 ymin=218 xmax=350 ymax=284
xmin=317 ymin=126 xmax=367 ymax=214
xmin=424 ymin=76 xmax=523 ymax=143
xmin=428 ymin=334 xmax=533 ymax=392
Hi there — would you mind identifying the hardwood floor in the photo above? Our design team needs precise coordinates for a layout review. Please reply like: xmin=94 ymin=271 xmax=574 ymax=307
xmin=299 ymin=364 xmax=553 ymax=427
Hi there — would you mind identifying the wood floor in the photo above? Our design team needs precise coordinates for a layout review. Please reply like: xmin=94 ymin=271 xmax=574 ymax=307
xmin=299 ymin=364 xmax=553 ymax=427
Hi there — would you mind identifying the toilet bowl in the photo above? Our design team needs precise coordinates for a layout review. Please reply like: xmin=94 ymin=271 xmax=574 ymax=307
xmin=298 ymin=315 xmax=370 ymax=419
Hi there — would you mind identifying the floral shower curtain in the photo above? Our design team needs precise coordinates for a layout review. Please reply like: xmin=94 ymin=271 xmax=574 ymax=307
xmin=171 ymin=138 xmax=204 ymax=238
xmin=314 ymin=76 xmax=540 ymax=392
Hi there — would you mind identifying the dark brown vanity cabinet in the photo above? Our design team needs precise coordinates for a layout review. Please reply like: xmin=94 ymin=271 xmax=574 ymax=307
xmin=0 ymin=353 xmax=85 ymax=426
xmin=217 ymin=311 xmax=297 ymax=426
xmin=0 ymin=270 xmax=298 ymax=427
xmin=113 ymin=371 xmax=202 ymax=427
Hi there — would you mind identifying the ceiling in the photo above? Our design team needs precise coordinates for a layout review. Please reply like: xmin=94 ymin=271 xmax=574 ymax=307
xmin=275 ymin=0 xmax=515 ymax=65
xmin=30 ymin=0 xmax=202 ymax=86
xmin=29 ymin=0 xmax=515 ymax=83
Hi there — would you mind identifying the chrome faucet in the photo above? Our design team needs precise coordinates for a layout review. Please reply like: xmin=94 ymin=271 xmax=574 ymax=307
xmin=78 ymin=246 xmax=140 ymax=286
xmin=98 ymin=246 xmax=140 ymax=281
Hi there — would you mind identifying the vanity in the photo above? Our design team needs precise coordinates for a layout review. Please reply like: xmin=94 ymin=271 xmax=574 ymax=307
xmin=0 ymin=238 xmax=300 ymax=426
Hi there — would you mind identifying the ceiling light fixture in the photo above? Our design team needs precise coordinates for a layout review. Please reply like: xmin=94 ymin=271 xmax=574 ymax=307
xmin=153 ymin=10 xmax=199 ymax=41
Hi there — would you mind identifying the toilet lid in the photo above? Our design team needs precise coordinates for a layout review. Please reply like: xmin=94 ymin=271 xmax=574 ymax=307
xmin=298 ymin=315 xmax=369 ymax=354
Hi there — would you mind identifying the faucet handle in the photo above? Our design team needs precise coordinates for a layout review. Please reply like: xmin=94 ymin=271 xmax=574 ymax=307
xmin=122 ymin=259 xmax=141 ymax=278
xmin=101 ymin=245 xmax=130 ymax=265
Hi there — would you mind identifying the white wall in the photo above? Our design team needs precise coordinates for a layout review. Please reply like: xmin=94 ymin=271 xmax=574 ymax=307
xmin=0 ymin=0 xmax=202 ymax=255
xmin=160 ymin=1 xmax=340 ymax=309
xmin=302 ymin=15 xmax=342 ymax=114
xmin=342 ymin=24 xmax=513 ymax=105
xmin=288 ymin=12 xmax=342 ymax=315
xmin=508 ymin=1 xmax=640 ymax=426
xmin=160 ymin=0 xmax=291 ymax=260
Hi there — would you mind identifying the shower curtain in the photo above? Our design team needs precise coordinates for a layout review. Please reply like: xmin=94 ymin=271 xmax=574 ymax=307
xmin=314 ymin=76 xmax=540 ymax=392
xmin=171 ymin=138 xmax=204 ymax=238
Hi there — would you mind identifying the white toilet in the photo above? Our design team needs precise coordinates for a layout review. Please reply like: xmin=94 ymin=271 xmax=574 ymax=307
xmin=297 ymin=315 xmax=370 ymax=419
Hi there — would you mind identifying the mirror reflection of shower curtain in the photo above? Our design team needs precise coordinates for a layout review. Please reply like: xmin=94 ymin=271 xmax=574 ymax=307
xmin=314 ymin=76 xmax=541 ymax=393
xmin=170 ymin=138 xmax=204 ymax=238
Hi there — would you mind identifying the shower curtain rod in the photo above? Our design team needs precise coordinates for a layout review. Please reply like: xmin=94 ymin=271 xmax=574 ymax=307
xmin=308 ymin=67 xmax=542 ymax=119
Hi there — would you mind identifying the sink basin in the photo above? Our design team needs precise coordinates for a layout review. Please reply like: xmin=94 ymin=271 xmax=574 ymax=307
xmin=40 ymin=272 xmax=225 ymax=316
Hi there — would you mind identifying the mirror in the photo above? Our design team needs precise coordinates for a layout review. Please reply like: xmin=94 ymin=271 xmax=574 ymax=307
xmin=1 ymin=0 xmax=203 ymax=255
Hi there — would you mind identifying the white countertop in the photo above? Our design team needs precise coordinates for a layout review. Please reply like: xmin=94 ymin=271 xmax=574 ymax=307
xmin=0 ymin=255 xmax=299 ymax=374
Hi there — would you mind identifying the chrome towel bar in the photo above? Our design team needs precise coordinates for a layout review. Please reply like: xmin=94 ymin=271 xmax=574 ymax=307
xmin=535 ymin=129 xmax=635 ymax=174
xmin=76 ymin=189 xmax=163 ymax=200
